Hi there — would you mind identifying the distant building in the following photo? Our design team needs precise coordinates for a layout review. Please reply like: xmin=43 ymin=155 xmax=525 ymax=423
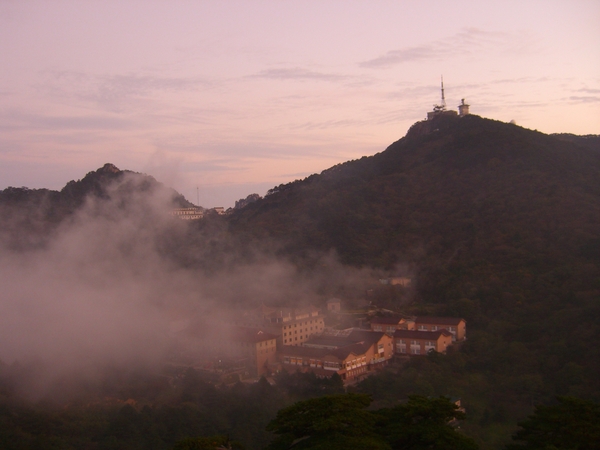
xmin=414 ymin=317 xmax=466 ymax=342
xmin=393 ymin=329 xmax=454 ymax=355
xmin=426 ymin=78 xmax=470 ymax=120
xmin=233 ymin=304 xmax=325 ymax=347
xmin=171 ymin=207 xmax=203 ymax=220
xmin=458 ymin=98 xmax=470 ymax=117
xmin=277 ymin=329 xmax=393 ymax=384
xmin=326 ymin=298 xmax=341 ymax=313
xmin=370 ymin=316 xmax=408 ymax=334
xmin=230 ymin=327 xmax=278 ymax=377
xmin=379 ymin=277 xmax=411 ymax=287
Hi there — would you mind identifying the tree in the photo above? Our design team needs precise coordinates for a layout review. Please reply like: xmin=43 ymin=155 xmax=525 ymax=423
xmin=506 ymin=396 xmax=600 ymax=450
xmin=265 ymin=393 xmax=389 ymax=449
xmin=375 ymin=395 xmax=479 ymax=450
xmin=172 ymin=435 xmax=244 ymax=450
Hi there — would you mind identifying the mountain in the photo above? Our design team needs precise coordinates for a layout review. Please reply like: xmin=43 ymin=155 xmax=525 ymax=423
xmin=229 ymin=114 xmax=600 ymax=292
xmin=0 ymin=163 xmax=195 ymax=249
xmin=227 ymin=114 xmax=600 ymax=440
xmin=1 ymin=116 xmax=599 ymax=448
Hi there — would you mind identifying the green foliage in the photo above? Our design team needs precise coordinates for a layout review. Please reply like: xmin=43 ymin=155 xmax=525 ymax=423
xmin=173 ymin=435 xmax=244 ymax=450
xmin=266 ymin=393 xmax=388 ymax=449
xmin=266 ymin=393 xmax=479 ymax=450
xmin=375 ymin=395 xmax=479 ymax=450
xmin=506 ymin=397 xmax=600 ymax=450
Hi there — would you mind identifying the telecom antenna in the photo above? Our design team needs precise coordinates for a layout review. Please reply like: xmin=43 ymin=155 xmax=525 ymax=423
xmin=440 ymin=75 xmax=446 ymax=109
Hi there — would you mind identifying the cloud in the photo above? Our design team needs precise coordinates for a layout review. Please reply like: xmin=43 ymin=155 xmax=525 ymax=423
xmin=568 ymin=96 xmax=600 ymax=103
xmin=0 ymin=110 xmax=134 ymax=131
xmin=38 ymin=70 xmax=216 ymax=113
xmin=0 ymin=173 xmax=384 ymax=400
xmin=359 ymin=28 xmax=522 ymax=68
xmin=577 ymin=88 xmax=600 ymax=94
xmin=250 ymin=67 xmax=347 ymax=82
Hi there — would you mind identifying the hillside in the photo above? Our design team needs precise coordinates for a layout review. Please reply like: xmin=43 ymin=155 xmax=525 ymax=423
xmin=230 ymin=114 xmax=600 ymax=267
xmin=0 ymin=163 xmax=194 ymax=249
xmin=229 ymin=115 xmax=600 ymax=302
xmin=227 ymin=115 xmax=600 ymax=445
xmin=1 ymin=116 xmax=599 ymax=448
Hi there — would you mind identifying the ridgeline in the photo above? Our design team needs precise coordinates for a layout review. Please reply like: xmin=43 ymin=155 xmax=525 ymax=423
xmin=1 ymin=115 xmax=599 ymax=449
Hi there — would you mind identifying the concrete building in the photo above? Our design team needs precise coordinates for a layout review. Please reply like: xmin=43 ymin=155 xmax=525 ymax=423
xmin=171 ymin=207 xmax=203 ymax=220
xmin=233 ymin=304 xmax=325 ymax=346
xmin=370 ymin=316 xmax=408 ymax=334
xmin=393 ymin=329 xmax=454 ymax=355
xmin=230 ymin=328 xmax=278 ymax=377
xmin=414 ymin=317 xmax=466 ymax=342
xmin=326 ymin=298 xmax=341 ymax=313
xmin=426 ymin=78 xmax=470 ymax=120
xmin=458 ymin=99 xmax=470 ymax=117
xmin=277 ymin=329 xmax=393 ymax=384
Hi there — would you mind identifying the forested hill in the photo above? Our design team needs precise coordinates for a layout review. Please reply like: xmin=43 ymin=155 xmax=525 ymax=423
xmin=229 ymin=114 xmax=600 ymax=299
xmin=0 ymin=163 xmax=194 ymax=249
xmin=227 ymin=115 xmax=600 ymax=444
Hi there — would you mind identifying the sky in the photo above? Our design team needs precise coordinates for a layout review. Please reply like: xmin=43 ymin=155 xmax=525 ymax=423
xmin=1 ymin=1 xmax=599 ymax=207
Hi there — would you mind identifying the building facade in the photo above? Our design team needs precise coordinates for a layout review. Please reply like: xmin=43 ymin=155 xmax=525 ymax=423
xmin=414 ymin=317 xmax=466 ymax=342
xmin=393 ymin=329 xmax=454 ymax=355
xmin=277 ymin=329 xmax=393 ymax=384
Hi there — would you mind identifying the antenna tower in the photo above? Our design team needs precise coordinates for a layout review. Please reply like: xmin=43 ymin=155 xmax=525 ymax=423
xmin=440 ymin=75 xmax=446 ymax=109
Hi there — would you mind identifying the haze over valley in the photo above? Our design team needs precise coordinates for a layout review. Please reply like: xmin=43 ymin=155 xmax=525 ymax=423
xmin=1 ymin=2 xmax=599 ymax=448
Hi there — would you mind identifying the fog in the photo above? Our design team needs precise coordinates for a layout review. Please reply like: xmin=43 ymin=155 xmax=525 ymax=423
xmin=0 ymin=173 xmax=387 ymax=401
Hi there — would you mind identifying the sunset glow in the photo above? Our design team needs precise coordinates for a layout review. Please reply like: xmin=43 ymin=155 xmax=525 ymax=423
xmin=1 ymin=1 xmax=598 ymax=206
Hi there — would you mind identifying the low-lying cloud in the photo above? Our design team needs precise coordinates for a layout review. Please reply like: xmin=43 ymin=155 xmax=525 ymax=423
xmin=0 ymin=173 xmax=382 ymax=400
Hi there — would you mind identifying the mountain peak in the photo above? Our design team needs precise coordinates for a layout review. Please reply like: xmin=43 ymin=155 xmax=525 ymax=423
xmin=98 ymin=163 xmax=121 ymax=174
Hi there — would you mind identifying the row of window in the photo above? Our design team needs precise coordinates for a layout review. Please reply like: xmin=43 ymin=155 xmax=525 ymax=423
xmin=259 ymin=348 xmax=275 ymax=354
xmin=417 ymin=325 xmax=456 ymax=332
xmin=397 ymin=347 xmax=423 ymax=355
xmin=283 ymin=326 xmax=319 ymax=336
xmin=282 ymin=319 xmax=323 ymax=330
xmin=396 ymin=339 xmax=436 ymax=346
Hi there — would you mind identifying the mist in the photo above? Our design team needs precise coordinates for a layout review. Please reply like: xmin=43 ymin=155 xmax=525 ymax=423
xmin=0 ymin=173 xmax=384 ymax=401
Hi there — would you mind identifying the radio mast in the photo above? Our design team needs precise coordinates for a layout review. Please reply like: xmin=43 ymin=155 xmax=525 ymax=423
xmin=440 ymin=75 xmax=446 ymax=109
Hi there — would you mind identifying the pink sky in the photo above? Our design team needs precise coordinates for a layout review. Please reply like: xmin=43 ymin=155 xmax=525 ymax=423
xmin=1 ymin=1 xmax=599 ymax=207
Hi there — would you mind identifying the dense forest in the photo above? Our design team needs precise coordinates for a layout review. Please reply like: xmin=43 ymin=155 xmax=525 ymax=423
xmin=227 ymin=115 xmax=600 ymax=447
xmin=1 ymin=115 xmax=599 ymax=449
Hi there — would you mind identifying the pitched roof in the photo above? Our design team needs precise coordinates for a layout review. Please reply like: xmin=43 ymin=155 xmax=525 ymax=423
xmin=302 ymin=330 xmax=385 ymax=350
xmin=393 ymin=329 xmax=452 ymax=340
xmin=414 ymin=316 xmax=465 ymax=326
xmin=278 ymin=342 xmax=372 ymax=361
xmin=371 ymin=316 xmax=404 ymax=325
